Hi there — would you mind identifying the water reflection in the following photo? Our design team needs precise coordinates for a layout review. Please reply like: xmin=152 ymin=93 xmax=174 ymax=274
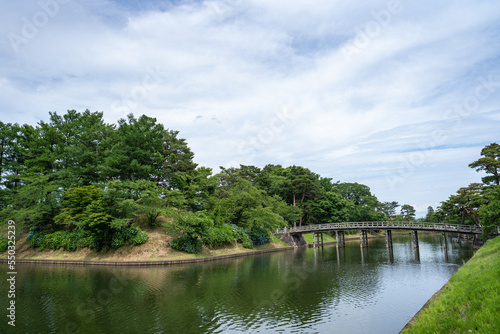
xmin=0 ymin=234 xmax=473 ymax=334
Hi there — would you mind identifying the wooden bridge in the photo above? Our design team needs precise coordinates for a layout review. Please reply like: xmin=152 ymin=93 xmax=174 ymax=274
xmin=276 ymin=222 xmax=485 ymax=249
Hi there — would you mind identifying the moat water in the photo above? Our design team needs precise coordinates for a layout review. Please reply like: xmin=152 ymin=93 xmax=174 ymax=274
xmin=1 ymin=234 xmax=473 ymax=333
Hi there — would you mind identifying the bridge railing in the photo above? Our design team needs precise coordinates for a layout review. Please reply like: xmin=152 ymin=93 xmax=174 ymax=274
xmin=276 ymin=221 xmax=483 ymax=234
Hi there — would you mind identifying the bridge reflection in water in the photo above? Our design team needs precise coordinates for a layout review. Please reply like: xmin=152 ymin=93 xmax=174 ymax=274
xmin=276 ymin=222 xmax=484 ymax=256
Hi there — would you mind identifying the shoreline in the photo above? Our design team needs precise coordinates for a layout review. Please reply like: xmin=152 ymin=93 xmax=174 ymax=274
xmin=0 ymin=245 xmax=297 ymax=266
xmin=0 ymin=230 xmax=442 ymax=266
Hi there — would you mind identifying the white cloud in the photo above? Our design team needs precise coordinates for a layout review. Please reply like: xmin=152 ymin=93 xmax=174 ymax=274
xmin=1 ymin=0 xmax=499 ymax=216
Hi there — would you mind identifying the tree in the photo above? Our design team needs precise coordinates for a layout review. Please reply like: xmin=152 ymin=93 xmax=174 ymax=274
xmin=332 ymin=182 xmax=385 ymax=222
xmin=425 ymin=206 xmax=437 ymax=222
xmin=400 ymin=204 xmax=416 ymax=221
xmin=159 ymin=129 xmax=198 ymax=189
xmin=437 ymin=183 xmax=485 ymax=225
xmin=332 ymin=182 xmax=371 ymax=205
xmin=43 ymin=110 xmax=114 ymax=186
xmin=281 ymin=166 xmax=321 ymax=225
xmin=469 ymin=143 xmax=500 ymax=186
xmin=478 ymin=186 xmax=500 ymax=237
xmin=102 ymin=114 xmax=164 ymax=181
xmin=0 ymin=122 xmax=24 ymax=207
xmin=377 ymin=201 xmax=399 ymax=220
xmin=308 ymin=191 xmax=349 ymax=224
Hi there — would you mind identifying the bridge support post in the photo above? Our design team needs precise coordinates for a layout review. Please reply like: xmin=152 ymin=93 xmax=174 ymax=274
xmin=412 ymin=230 xmax=419 ymax=249
xmin=313 ymin=233 xmax=324 ymax=248
xmin=385 ymin=230 xmax=393 ymax=249
xmin=386 ymin=244 xmax=394 ymax=263
xmin=359 ymin=230 xmax=368 ymax=248
xmin=336 ymin=231 xmax=345 ymax=248
xmin=442 ymin=232 xmax=448 ymax=250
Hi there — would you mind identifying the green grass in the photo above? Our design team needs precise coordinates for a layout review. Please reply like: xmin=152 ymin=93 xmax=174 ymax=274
xmin=302 ymin=232 xmax=337 ymax=244
xmin=402 ymin=236 xmax=500 ymax=333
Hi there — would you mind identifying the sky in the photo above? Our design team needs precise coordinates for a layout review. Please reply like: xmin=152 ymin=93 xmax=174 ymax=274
xmin=1 ymin=0 xmax=500 ymax=217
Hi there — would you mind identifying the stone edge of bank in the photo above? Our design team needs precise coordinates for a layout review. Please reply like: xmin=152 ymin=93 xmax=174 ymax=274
xmin=0 ymin=245 xmax=297 ymax=266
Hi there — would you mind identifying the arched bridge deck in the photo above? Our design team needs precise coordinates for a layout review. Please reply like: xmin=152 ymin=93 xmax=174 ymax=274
xmin=276 ymin=222 xmax=483 ymax=235
xmin=276 ymin=222 xmax=487 ymax=248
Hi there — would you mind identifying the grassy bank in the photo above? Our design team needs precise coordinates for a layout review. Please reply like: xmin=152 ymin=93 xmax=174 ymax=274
xmin=402 ymin=235 xmax=500 ymax=333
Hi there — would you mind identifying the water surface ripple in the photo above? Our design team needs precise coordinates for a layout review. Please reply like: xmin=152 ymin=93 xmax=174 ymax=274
xmin=0 ymin=234 xmax=472 ymax=333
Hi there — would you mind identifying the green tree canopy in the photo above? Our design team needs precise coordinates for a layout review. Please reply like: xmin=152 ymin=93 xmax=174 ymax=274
xmin=400 ymin=204 xmax=416 ymax=222
xmin=377 ymin=201 xmax=400 ymax=220
xmin=478 ymin=186 xmax=500 ymax=237
xmin=469 ymin=142 xmax=500 ymax=186
xmin=332 ymin=182 xmax=385 ymax=222
xmin=425 ymin=206 xmax=437 ymax=222
xmin=103 ymin=114 xmax=164 ymax=181
xmin=437 ymin=183 xmax=485 ymax=225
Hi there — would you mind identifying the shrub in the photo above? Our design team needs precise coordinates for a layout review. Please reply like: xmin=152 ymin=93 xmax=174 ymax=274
xmin=29 ymin=229 xmax=49 ymax=250
xmin=240 ymin=233 xmax=253 ymax=249
xmin=248 ymin=228 xmax=271 ymax=246
xmin=111 ymin=231 xmax=125 ymax=249
xmin=0 ymin=236 xmax=8 ymax=253
xmin=75 ymin=230 xmax=94 ymax=248
xmin=44 ymin=231 xmax=66 ymax=250
xmin=170 ymin=236 xmax=202 ymax=254
xmin=230 ymin=224 xmax=254 ymax=249
xmin=202 ymin=224 xmax=235 ymax=249
xmin=25 ymin=225 xmax=145 ymax=251
xmin=27 ymin=228 xmax=95 ymax=251
xmin=111 ymin=226 xmax=148 ymax=248
xmin=128 ymin=227 xmax=148 ymax=245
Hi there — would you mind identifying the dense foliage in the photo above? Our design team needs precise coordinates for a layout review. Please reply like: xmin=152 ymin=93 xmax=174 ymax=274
xmin=1 ymin=110 xmax=402 ymax=254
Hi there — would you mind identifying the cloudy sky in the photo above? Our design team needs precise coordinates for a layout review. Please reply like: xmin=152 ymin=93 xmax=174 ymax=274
xmin=1 ymin=0 xmax=499 ymax=216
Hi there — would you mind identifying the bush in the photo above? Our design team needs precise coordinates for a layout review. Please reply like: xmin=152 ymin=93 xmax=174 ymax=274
xmin=230 ymin=224 xmax=254 ymax=249
xmin=111 ymin=227 xmax=149 ymax=248
xmin=170 ymin=236 xmax=202 ymax=254
xmin=111 ymin=231 xmax=125 ymax=249
xmin=26 ymin=226 xmax=147 ymax=251
xmin=240 ymin=233 xmax=253 ymax=249
xmin=202 ymin=224 xmax=235 ymax=249
xmin=248 ymin=228 xmax=271 ymax=246
xmin=29 ymin=229 xmax=49 ymax=250
xmin=44 ymin=231 xmax=67 ymax=250
xmin=0 ymin=236 xmax=8 ymax=253
xmin=28 ymin=228 xmax=95 ymax=251
xmin=128 ymin=227 xmax=149 ymax=245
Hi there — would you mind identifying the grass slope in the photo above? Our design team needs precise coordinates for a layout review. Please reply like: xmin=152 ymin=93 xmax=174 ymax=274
xmin=402 ymin=236 xmax=500 ymax=333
